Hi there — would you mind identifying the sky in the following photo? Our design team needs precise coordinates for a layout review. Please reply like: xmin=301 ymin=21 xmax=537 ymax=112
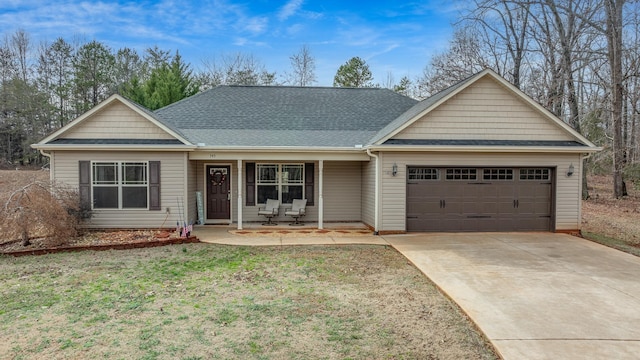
xmin=0 ymin=0 xmax=462 ymax=86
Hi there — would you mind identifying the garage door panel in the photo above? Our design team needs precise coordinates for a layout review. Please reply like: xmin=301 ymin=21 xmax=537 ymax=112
xmin=407 ymin=200 xmax=441 ymax=217
xmin=407 ymin=167 xmax=553 ymax=232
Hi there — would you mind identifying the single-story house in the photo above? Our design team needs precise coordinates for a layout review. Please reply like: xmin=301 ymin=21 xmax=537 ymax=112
xmin=32 ymin=69 xmax=600 ymax=234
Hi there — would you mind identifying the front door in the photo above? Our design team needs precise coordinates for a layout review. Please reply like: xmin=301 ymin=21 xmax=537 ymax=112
xmin=206 ymin=165 xmax=231 ymax=220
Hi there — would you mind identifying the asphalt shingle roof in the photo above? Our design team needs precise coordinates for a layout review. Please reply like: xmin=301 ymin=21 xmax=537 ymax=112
xmin=153 ymin=86 xmax=418 ymax=147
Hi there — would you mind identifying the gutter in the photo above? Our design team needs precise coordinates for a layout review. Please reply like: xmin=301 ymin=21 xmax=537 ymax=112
xmin=39 ymin=149 xmax=53 ymax=180
xmin=366 ymin=148 xmax=380 ymax=235
xmin=367 ymin=145 xmax=603 ymax=153
xmin=31 ymin=144 xmax=197 ymax=151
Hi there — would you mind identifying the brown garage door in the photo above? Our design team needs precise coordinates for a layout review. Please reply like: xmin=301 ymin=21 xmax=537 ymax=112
xmin=406 ymin=167 xmax=553 ymax=232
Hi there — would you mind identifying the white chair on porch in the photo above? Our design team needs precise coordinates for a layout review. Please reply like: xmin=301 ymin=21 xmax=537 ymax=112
xmin=285 ymin=199 xmax=307 ymax=226
xmin=258 ymin=199 xmax=280 ymax=226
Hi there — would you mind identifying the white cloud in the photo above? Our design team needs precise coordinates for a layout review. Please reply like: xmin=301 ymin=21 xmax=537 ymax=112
xmin=286 ymin=23 xmax=303 ymax=35
xmin=278 ymin=0 xmax=303 ymax=21
xmin=242 ymin=16 xmax=268 ymax=35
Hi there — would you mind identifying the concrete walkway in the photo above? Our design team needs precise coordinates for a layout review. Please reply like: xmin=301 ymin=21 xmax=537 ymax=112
xmin=385 ymin=233 xmax=640 ymax=360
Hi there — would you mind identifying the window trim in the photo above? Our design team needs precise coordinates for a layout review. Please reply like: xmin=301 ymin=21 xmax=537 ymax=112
xmin=519 ymin=168 xmax=551 ymax=181
xmin=408 ymin=167 xmax=440 ymax=181
xmin=445 ymin=168 xmax=477 ymax=181
xmin=256 ymin=163 xmax=305 ymax=205
xmin=91 ymin=161 xmax=149 ymax=210
xmin=483 ymin=168 xmax=514 ymax=181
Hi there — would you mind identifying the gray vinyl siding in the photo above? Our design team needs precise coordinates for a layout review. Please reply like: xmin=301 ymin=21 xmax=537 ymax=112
xmin=379 ymin=152 xmax=582 ymax=232
xmin=323 ymin=161 xmax=362 ymax=222
xmin=393 ymin=77 xmax=575 ymax=142
xmin=61 ymin=101 xmax=175 ymax=140
xmin=52 ymin=150 xmax=188 ymax=228
xmin=361 ymin=158 xmax=376 ymax=228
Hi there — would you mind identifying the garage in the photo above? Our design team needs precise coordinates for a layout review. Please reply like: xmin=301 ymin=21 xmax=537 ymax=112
xmin=406 ymin=167 xmax=553 ymax=232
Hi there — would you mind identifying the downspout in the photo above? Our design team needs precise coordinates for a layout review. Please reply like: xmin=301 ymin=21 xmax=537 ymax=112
xmin=366 ymin=148 xmax=380 ymax=235
xmin=39 ymin=149 xmax=53 ymax=181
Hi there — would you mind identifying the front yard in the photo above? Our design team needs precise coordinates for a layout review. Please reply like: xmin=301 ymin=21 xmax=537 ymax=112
xmin=0 ymin=244 xmax=497 ymax=359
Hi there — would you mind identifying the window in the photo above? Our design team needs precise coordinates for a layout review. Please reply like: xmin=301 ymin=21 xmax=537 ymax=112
xmin=520 ymin=168 xmax=551 ymax=181
xmin=408 ymin=167 xmax=439 ymax=180
xmin=483 ymin=168 xmax=513 ymax=181
xmin=92 ymin=162 xmax=148 ymax=209
xmin=256 ymin=164 xmax=304 ymax=204
xmin=446 ymin=168 xmax=477 ymax=180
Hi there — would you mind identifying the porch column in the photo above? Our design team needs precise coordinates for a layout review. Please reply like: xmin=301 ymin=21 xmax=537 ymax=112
xmin=318 ymin=160 xmax=324 ymax=229
xmin=237 ymin=159 xmax=243 ymax=230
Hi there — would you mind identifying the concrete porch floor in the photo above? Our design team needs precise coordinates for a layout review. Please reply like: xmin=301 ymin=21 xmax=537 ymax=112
xmin=192 ymin=222 xmax=389 ymax=246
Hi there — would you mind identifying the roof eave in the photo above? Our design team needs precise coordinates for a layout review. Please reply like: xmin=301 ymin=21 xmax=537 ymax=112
xmin=193 ymin=145 xmax=366 ymax=152
xmin=32 ymin=144 xmax=197 ymax=151
xmin=367 ymin=145 xmax=602 ymax=153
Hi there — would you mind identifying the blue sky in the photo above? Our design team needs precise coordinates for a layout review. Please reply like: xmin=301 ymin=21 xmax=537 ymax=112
xmin=0 ymin=0 xmax=461 ymax=86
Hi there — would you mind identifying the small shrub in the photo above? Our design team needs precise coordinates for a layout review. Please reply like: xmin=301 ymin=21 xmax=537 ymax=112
xmin=0 ymin=179 xmax=91 ymax=246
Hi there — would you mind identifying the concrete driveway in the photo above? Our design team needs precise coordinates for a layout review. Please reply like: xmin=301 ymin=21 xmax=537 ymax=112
xmin=384 ymin=233 xmax=640 ymax=360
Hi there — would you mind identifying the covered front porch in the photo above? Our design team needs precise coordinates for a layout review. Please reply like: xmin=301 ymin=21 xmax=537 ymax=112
xmin=187 ymin=149 xmax=375 ymax=231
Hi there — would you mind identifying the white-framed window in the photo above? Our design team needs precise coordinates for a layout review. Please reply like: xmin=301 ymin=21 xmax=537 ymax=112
xmin=446 ymin=168 xmax=477 ymax=181
xmin=483 ymin=168 xmax=514 ymax=181
xmin=408 ymin=167 xmax=439 ymax=180
xmin=520 ymin=168 xmax=551 ymax=181
xmin=92 ymin=161 xmax=148 ymax=209
xmin=256 ymin=164 xmax=304 ymax=204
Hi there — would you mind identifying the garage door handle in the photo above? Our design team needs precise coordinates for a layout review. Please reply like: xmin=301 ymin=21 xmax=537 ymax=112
xmin=513 ymin=199 xmax=520 ymax=208
xmin=407 ymin=216 xmax=418 ymax=219
xmin=440 ymin=200 xmax=446 ymax=208
xmin=467 ymin=215 xmax=491 ymax=218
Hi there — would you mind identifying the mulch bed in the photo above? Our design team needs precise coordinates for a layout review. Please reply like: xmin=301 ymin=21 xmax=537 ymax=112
xmin=229 ymin=229 xmax=373 ymax=237
xmin=0 ymin=230 xmax=200 ymax=257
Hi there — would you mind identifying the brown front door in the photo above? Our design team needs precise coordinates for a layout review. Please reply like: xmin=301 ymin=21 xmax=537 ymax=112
xmin=207 ymin=165 xmax=231 ymax=220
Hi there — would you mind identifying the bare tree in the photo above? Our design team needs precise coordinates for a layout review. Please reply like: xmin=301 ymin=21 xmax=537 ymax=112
xmin=606 ymin=0 xmax=628 ymax=197
xmin=199 ymin=53 xmax=278 ymax=89
xmin=287 ymin=44 xmax=316 ymax=86
xmin=417 ymin=28 xmax=490 ymax=98
xmin=10 ymin=29 xmax=31 ymax=83
xmin=527 ymin=0 xmax=601 ymax=199
xmin=462 ymin=0 xmax=531 ymax=88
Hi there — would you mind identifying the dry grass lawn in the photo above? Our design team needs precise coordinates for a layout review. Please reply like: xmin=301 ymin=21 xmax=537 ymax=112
xmin=0 ymin=245 xmax=497 ymax=360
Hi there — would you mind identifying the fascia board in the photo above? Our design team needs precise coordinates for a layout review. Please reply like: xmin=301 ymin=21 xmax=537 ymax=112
xmin=31 ymin=144 xmax=197 ymax=151
xmin=367 ymin=145 xmax=603 ymax=153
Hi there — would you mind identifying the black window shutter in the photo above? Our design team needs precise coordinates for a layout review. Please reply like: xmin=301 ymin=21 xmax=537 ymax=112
xmin=149 ymin=161 xmax=161 ymax=210
xmin=246 ymin=162 xmax=256 ymax=206
xmin=305 ymin=162 xmax=314 ymax=206
xmin=79 ymin=161 xmax=91 ymax=208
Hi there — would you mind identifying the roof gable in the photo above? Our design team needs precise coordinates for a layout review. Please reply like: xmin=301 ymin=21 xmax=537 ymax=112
xmin=36 ymin=94 xmax=191 ymax=146
xmin=370 ymin=69 xmax=596 ymax=148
